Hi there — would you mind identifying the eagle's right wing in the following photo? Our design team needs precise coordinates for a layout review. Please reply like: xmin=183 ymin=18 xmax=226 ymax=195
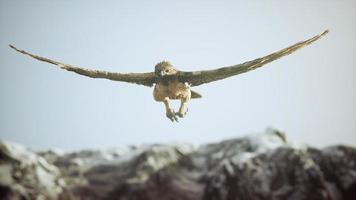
xmin=9 ymin=45 xmax=156 ymax=87
xmin=177 ymin=30 xmax=329 ymax=87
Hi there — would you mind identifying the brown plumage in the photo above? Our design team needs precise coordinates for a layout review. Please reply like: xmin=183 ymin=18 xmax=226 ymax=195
xmin=9 ymin=30 xmax=329 ymax=122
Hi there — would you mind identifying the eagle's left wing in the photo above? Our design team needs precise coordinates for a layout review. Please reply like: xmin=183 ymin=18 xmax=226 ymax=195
xmin=9 ymin=45 xmax=156 ymax=87
xmin=177 ymin=30 xmax=329 ymax=87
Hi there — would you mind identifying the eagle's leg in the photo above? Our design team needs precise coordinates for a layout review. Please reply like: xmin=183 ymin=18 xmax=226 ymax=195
xmin=176 ymin=99 xmax=188 ymax=118
xmin=163 ymin=97 xmax=178 ymax=122
xmin=176 ymin=93 xmax=190 ymax=118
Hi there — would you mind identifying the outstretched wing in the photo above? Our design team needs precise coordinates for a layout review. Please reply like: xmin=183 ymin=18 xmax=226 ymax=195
xmin=177 ymin=30 xmax=329 ymax=87
xmin=9 ymin=45 xmax=156 ymax=87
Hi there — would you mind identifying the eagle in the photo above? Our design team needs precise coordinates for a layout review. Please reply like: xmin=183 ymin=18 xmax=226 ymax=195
xmin=10 ymin=30 xmax=329 ymax=122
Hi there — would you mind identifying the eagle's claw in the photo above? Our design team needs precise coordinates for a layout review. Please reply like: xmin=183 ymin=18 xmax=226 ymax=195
xmin=176 ymin=108 xmax=188 ymax=118
xmin=166 ymin=109 xmax=179 ymax=122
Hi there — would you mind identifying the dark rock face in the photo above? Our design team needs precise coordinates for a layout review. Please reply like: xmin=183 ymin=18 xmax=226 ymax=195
xmin=204 ymin=148 xmax=332 ymax=200
xmin=1 ymin=129 xmax=355 ymax=200
xmin=308 ymin=146 xmax=356 ymax=200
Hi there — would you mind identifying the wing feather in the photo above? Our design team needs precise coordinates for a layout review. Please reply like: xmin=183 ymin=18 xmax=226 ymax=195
xmin=9 ymin=45 xmax=156 ymax=87
xmin=178 ymin=30 xmax=329 ymax=86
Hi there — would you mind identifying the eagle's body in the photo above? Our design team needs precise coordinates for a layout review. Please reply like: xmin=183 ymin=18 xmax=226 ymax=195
xmin=154 ymin=80 xmax=190 ymax=120
xmin=153 ymin=80 xmax=201 ymax=101
xmin=153 ymin=80 xmax=190 ymax=101
xmin=10 ymin=30 xmax=329 ymax=122
xmin=153 ymin=61 xmax=200 ymax=120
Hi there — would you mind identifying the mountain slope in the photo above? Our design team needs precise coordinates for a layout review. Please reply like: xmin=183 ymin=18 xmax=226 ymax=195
xmin=1 ymin=129 xmax=355 ymax=200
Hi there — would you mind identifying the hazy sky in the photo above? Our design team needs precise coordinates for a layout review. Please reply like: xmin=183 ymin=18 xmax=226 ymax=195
xmin=0 ymin=0 xmax=355 ymax=150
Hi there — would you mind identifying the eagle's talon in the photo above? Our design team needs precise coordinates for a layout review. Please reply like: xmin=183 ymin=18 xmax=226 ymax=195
xmin=166 ymin=109 xmax=178 ymax=122
xmin=176 ymin=112 xmax=184 ymax=118
xmin=176 ymin=109 xmax=188 ymax=118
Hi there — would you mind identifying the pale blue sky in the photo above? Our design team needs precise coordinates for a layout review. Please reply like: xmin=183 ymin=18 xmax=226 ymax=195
xmin=0 ymin=0 xmax=355 ymax=150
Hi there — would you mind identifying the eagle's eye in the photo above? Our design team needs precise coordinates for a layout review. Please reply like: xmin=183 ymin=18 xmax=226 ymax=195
xmin=165 ymin=69 xmax=169 ymax=73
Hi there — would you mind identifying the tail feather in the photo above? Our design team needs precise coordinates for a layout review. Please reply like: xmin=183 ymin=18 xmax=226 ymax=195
xmin=191 ymin=90 xmax=202 ymax=99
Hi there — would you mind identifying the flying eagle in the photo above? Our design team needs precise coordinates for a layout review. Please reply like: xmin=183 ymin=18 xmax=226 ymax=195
xmin=10 ymin=30 xmax=329 ymax=122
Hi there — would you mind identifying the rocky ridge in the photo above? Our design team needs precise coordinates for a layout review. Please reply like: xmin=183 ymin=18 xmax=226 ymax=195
xmin=0 ymin=129 xmax=355 ymax=200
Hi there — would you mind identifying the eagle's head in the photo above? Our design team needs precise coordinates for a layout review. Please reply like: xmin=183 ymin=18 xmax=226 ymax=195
xmin=155 ymin=61 xmax=177 ymax=77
